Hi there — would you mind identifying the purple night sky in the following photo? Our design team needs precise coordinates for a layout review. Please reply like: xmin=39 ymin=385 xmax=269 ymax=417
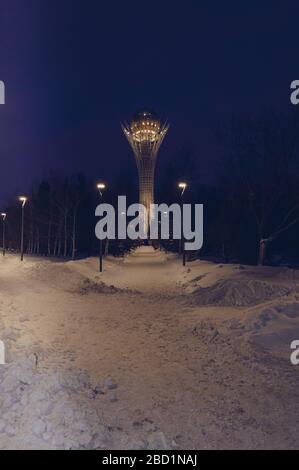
xmin=0 ymin=1 xmax=298 ymax=204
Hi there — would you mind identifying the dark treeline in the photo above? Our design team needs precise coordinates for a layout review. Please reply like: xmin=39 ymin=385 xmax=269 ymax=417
xmin=2 ymin=173 xmax=96 ymax=259
xmin=160 ymin=110 xmax=299 ymax=266
xmin=2 ymin=110 xmax=299 ymax=266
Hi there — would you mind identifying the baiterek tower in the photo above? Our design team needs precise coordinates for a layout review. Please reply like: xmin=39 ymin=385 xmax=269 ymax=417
xmin=122 ymin=109 xmax=169 ymax=229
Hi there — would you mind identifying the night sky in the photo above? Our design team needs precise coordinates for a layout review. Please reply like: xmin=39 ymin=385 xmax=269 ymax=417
xmin=0 ymin=0 xmax=298 ymax=205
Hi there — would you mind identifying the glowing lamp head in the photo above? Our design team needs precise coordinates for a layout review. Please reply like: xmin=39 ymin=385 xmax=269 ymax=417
xmin=1 ymin=212 xmax=6 ymax=220
xmin=97 ymin=183 xmax=106 ymax=196
xmin=178 ymin=182 xmax=187 ymax=197
xmin=19 ymin=196 xmax=27 ymax=206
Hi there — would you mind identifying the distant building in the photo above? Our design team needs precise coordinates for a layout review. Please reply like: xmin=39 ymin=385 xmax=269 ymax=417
xmin=122 ymin=109 xmax=168 ymax=230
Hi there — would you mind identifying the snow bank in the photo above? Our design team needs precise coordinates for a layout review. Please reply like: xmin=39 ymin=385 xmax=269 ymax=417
xmin=0 ymin=355 xmax=113 ymax=450
xmin=78 ymin=278 xmax=139 ymax=295
xmin=243 ymin=303 xmax=299 ymax=352
xmin=191 ymin=278 xmax=291 ymax=307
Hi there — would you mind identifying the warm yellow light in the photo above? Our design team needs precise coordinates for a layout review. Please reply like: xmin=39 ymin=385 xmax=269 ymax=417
xmin=97 ymin=183 xmax=106 ymax=190
xmin=19 ymin=196 xmax=27 ymax=206
xmin=178 ymin=182 xmax=187 ymax=189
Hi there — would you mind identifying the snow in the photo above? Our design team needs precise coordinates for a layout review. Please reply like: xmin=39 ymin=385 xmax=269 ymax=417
xmin=1 ymin=246 xmax=299 ymax=449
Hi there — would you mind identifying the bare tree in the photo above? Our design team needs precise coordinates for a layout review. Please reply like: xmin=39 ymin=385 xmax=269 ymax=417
xmin=219 ymin=111 xmax=299 ymax=264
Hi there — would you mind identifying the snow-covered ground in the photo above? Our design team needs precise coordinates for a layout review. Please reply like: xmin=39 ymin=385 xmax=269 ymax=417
xmin=1 ymin=246 xmax=299 ymax=449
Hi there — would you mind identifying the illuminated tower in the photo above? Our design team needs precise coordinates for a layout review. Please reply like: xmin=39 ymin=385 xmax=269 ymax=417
xmin=122 ymin=109 xmax=169 ymax=228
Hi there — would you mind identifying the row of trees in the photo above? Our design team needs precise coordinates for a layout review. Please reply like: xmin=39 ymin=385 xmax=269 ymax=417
xmin=2 ymin=173 xmax=96 ymax=259
xmin=1 ymin=110 xmax=299 ymax=265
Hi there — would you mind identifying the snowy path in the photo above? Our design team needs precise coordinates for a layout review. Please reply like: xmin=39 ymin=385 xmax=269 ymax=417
xmin=1 ymin=247 xmax=299 ymax=449
xmin=102 ymin=246 xmax=184 ymax=293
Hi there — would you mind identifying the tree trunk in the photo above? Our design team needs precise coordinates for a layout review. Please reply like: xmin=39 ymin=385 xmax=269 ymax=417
xmin=54 ymin=219 xmax=62 ymax=256
xmin=71 ymin=212 xmax=76 ymax=260
xmin=258 ymin=239 xmax=267 ymax=265
xmin=36 ymin=228 xmax=40 ymax=255
xmin=63 ymin=213 xmax=68 ymax=257
xmin=47 ymin=219 xmax=52 ymax=256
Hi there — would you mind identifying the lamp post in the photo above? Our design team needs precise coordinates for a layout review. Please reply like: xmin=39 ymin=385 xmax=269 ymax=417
xmin=19 ymin=196 xmax=27 ymax=261
xmin=178 ymin=182 xmax=187 ymax=266
xmin=97 ymin=183 xmax=106 ymax=272
xmin=1 ymin=213 xmax=6 ymax=256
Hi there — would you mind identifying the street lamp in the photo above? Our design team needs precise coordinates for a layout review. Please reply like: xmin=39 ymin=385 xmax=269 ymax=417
xmin=97 ymin=183 xmax=106 ymax=195
xmin=96 ymin=183 xmax=106 ymax=272
xmin=1 ymin=213 xmax=6 ymax=256
xmin=178 ymin=182 xmax=187 ymax=266
xmin=178 ymin=182 xmax=187 ymax=194
xmin=19 ymin=196 xmax=27 ymax=261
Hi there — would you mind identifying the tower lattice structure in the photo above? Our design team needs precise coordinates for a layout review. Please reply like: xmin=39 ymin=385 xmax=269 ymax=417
xmin=122 ymin=109 xmax=169 ymax=228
